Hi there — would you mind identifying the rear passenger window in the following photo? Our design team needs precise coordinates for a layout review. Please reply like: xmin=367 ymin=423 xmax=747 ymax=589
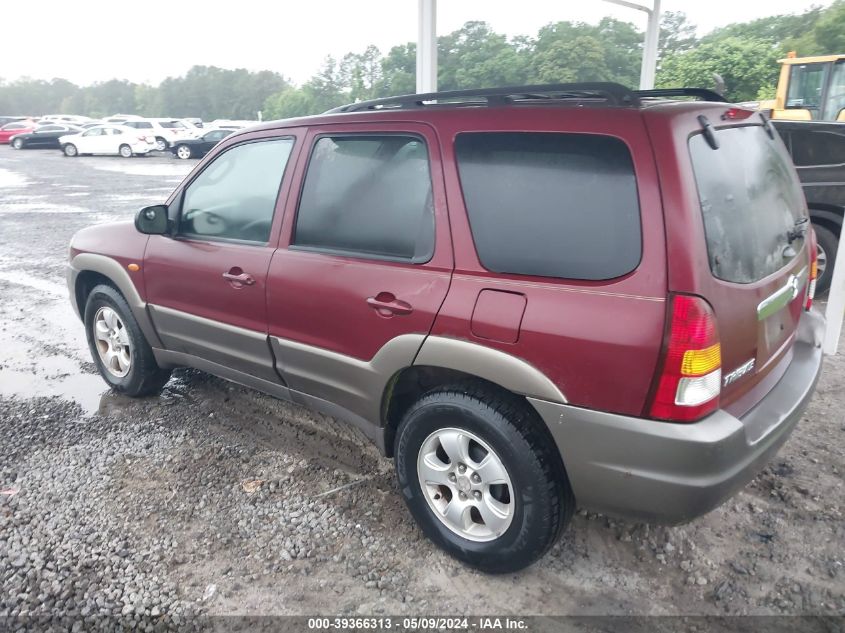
xmin=455 ymin=132 xmax=642 ymax=280
xmin=293 ymin=135 xmax=435 ymax=262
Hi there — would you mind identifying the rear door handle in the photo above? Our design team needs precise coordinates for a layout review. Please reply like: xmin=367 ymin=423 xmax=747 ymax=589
xmin=222 ymin=268 xmax=255 ymax=287
xmin=367 ymin=293 xmax=413 ymax=316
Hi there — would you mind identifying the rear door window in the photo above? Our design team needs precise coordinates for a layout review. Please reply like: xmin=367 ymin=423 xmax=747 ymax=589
xmin=454 ymin=132 xmax=641 ymax=280
xmin=689 ymin=125 xmax=806 ymax=284
xmin=293 ymin=135 xmax=435 ymax=262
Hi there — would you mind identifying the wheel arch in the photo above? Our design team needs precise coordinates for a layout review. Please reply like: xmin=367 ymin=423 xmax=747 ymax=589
xmin=808 ymin=204 xmax=844 ymax=236
xmin=69 ymin=253 xmax=163 ymax=348
xmin=381 ymin=336 xmax=566 ymax=458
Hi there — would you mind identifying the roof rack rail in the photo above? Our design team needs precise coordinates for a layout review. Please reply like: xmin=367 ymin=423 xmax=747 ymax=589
xmin=326 ymin=82 xmax=638 ymax=113
xmin=634 ymin=88 xmax=728 ymax=102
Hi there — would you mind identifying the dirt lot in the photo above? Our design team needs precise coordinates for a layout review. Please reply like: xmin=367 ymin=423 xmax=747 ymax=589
xmin=0 ymin=145 xmax=843 ymax=624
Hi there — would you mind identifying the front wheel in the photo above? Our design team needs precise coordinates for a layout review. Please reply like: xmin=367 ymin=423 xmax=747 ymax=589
xmin=175 ymin=144 xmax=192 ymax=160
xmin=118 ymin=144 xmax=133 ymax=158
xmin=11 ymin=138 xmax=23 ymax=150
xmin=84 ymin=284 xmax=171 ymax=396
xmin=63 ymin=143 xmax=78 ymax=157
xmin=394 ymin=385 xmax=574 ymax=573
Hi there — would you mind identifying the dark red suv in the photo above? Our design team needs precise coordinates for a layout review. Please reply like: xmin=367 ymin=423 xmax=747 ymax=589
xmin=67 ymin=83 xmax=825 ymax=572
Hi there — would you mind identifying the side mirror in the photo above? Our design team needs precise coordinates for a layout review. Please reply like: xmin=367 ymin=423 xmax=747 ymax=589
xmin=135 ymin=204 xmax=170 ymax=235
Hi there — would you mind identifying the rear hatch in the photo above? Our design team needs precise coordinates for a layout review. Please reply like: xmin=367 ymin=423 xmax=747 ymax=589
xmin=654 ymin=106 xmax=813 ymax=418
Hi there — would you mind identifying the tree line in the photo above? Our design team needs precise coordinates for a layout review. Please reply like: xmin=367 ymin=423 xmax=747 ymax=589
xmin=1 ymin=1 xmax=843 ymax=121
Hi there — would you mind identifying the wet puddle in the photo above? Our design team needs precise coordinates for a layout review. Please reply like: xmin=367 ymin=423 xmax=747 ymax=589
xmin=0 ymin=202 xmax=93 ymax=215
xmin=0 ymin=368 xmax=107 ymax=415
xmin=0 ymin=273 xmax=108 ymax=414
xmin=0 ymin=167 xmax=30 ymax=188
xmin=91 ymin=162 xmax=193 ymax=177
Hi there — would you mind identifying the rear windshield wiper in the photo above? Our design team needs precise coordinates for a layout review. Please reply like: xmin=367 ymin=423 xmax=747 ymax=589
xmin=787 ymin=217 xmax=810 ymax=243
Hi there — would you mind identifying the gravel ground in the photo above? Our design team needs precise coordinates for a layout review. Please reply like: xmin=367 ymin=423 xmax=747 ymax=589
xmin=0 ymin=146 xmax=843 ymax=626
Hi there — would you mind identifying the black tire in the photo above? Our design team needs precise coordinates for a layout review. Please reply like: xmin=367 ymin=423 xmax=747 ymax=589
xmin=11 ymin=137 xmax=23 ymax=150
xmin=118 ymin=144 xmax=133 ymax=158
xmin=175 ymin=144 xmax=192 ymax=160
xmin=154 ymin=137 xmax=168 ymax=152
xmin=63 ymin=143 xmax=78 ymax=157
xmin=84 ymin=284 xmax=171 ymax=396
xmin=813 ymin=222 xmax=839 ymax=295
xmin=394 ymin=383 xmax=574 ymax=573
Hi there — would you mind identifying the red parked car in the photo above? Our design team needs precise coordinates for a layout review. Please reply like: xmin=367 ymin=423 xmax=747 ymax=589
xmin=0 ymin=120 xmax=35 ymax=143
xmin=67 ymin=83 xmax=825 ymax=572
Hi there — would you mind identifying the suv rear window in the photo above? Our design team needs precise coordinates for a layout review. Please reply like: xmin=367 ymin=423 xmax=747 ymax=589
xmin=454 ymin=132 xmax=642 ymax=280
xmin=689 ymin=125 xmax=806 ymax=284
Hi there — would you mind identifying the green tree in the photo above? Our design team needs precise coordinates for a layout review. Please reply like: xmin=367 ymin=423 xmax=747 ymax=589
xmin=791 ymin=0 xmax=845 ymax=54
xmin=531 ymin=18 xmax=640 ymax=87
xmin=659 ymin=11 xmax=696 ymax=60
xmin=657 ymin=37 xmax=780 ymax=101
xmin=531 ymin=36 xmax=610 ymax=83
xmin=438 ymin=21 xmax=529 ymax=90
xmin=340 ymin=45 xmax=383 ymax=101
xmin=377 ymin=43 xmax=416 ymax=96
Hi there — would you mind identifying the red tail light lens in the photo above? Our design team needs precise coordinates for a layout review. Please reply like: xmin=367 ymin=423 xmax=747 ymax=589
xmin=806 ymin=228 xmax=818 ymax=311
xmin=648 ymin=294 xmax=721 ymax=422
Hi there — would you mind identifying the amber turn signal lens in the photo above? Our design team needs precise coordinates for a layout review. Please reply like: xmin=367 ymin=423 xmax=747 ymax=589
xmin=127 ymin=263 xmax=140 ymax=272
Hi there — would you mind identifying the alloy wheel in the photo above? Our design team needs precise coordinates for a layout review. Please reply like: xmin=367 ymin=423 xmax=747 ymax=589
xmin=416 ymin=427 xmax=514 ymax=542
xmin=817 ymin=243 xmax=828 ymax=282
xmin=93 ymin=306 xmax=132 ymax=377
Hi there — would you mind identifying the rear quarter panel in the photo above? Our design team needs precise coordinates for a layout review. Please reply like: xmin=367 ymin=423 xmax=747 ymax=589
xmin=429 ymin=107 xmax=667 ymax=416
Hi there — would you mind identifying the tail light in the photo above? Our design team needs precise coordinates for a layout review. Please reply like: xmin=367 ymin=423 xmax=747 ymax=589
xmin=647 ymin=294 xmax=721 ymax=422
xmin=806 ymin=228 xmax=818 ymax=311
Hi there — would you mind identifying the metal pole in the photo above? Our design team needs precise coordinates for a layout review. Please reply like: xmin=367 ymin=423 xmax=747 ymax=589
xmin=603 ymin=0 xmax=660 ymax=90
xmin=823 ymin=235 xmax=845 ymax=355
xmin=641 ymin=0 xmax=660 ymax=89
xmin=417 ymin=0 xmax=437 ymax=94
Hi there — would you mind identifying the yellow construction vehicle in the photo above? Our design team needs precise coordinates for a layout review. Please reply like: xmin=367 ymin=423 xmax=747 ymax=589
xmin=764 ymin=52 xmax=845 ymax=121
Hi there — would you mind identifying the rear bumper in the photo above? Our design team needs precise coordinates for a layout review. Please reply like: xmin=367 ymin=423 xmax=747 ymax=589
xmin=529 ymin=308 xmax=826 ymax=524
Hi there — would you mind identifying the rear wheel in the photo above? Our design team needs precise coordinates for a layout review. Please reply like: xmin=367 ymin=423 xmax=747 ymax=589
xmin=11 ymin=138 xmax=23 ymax=150
xmin=154 ymin=137 xmax=168 ymax=152
xmin=118 ymin=144 xmax=133 ymax=158
xmin=175 ymin=144 xmax=192 ymax=160
xmin=63 ymin=143 xmax=78 ymax=157
xmin=394 ymin=384 xmax=573 ymax=573
xmin=84 ymin=284 xmax=171 ymax=396
xmin=813 ymin=223 xmax=839 ymax=295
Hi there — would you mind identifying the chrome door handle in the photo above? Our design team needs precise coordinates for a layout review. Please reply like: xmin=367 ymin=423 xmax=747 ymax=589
xmin=367 ymin=295 xmax=413 ymax=316
xmin=222 ymin=271 xmax=255 ymax=286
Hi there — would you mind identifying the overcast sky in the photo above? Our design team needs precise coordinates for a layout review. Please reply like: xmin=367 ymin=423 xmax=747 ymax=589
xmin=0 ymin=0 xmax=832 ymax=86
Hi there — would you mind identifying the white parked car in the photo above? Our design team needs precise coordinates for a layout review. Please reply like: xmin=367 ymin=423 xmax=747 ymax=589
xmin=38 ymin=114 xmax=93 ymax=125
xmin=206 ymin=119 xmax=259 ymax=130
xmin=121 ymin=118 xmax=195 ymax=151
xmin=59 ymin=125 xmax=156 ymax=158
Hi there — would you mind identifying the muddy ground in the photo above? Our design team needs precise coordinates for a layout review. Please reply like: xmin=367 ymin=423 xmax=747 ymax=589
xmin=0 ymin=146 xmax=843 ymax=624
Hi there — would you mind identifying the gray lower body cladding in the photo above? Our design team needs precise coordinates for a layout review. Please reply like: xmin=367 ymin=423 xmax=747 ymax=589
xmin=529 ymin=309 xmax=826 ymax=524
